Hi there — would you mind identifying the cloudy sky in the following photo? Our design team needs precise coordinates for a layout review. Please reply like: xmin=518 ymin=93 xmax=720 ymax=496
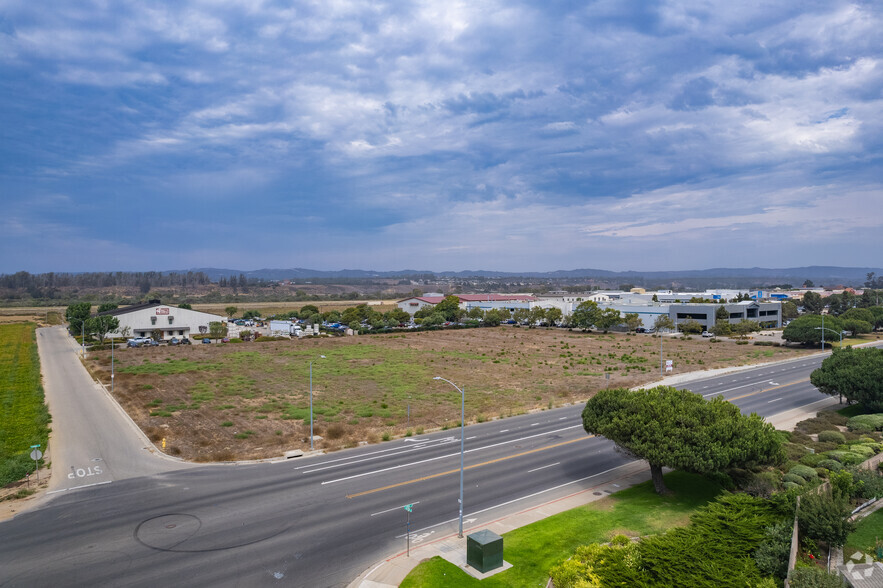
xmin=2 ymin=1 xmax=881 ymax=274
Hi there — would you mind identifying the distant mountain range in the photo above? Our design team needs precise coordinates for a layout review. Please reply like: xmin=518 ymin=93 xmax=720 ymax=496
xmin=171 ymin=266 xmax=883 ymax=286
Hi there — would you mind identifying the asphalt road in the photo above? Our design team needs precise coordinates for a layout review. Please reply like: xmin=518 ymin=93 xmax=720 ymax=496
xmin=35 ymin=326 xmax=190 ymax=495
xmin=0 ymin=331 xmax=864 ymax=587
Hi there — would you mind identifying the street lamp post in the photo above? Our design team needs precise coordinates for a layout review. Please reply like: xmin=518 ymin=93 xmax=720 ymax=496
xmin=81 ymin=320 xmax=85 ymax=358
xmin=815 ymin=326 xmax=842 ymax=350
xmin=433 ymin=376 xmax=465 ymax=538
xmin=309 ymin=355 xmax=326 ymax=451
xmin=111 ymin=336 xmax=114 ymax=394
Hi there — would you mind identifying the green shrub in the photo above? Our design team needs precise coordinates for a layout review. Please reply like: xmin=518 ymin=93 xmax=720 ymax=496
xmin=784 ymin=443 xmax=810 ymax=461
xmin=847 ymin=414 xmax=883 ymax=432
xmin=784 ymin=481 xmax=801 ymax=491
xmin=825 ymin=450 xmax=865 ymax=465
xmin=754 ymin=521 xmax=793 ymax=580
xmin=789 ymin=565 xmax=848 ymax=587
xmin=848 ymin=444 xmax=875 ymax=458
xmin=818 ymin=430 xmax=846 ymax=444
xmin=800 ymin=453 xmax=827 ymax=467
xmin=789 ymin=464 xmax=819 ymax=481
xmin=783 ymin=473 xmax=806 ymax=486
xmin=817 ymin=459 xmax=844 ymax=472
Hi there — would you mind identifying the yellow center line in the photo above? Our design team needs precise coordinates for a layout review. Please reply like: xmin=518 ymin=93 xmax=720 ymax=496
xmin=725 ymin=378 xmax=810 ymax=402
xmin=346 ymin=436 xmax=592 ymax=499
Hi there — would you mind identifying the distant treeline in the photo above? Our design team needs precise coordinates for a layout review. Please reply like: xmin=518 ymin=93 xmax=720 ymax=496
xmin=0 ymin=271 xmax=212 ymax=293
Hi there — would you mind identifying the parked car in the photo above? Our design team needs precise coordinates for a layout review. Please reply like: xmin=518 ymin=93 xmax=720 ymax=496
xmin=635 ymin=327 xmax=646 ymax=333
xmin=202 ymin=338 xmax=211 ymax=344
xmin=181 ymin=337 xmax=191 ymax=345
xmin=169 ymin=337 xmax=180 ymax=345
xmin=127 ymin=337 xmax=154 ymax=347
xmin=702 ymin=331 xmax=713 ymax=338
xmin=147 ymin=339 xmax=159 ymax=346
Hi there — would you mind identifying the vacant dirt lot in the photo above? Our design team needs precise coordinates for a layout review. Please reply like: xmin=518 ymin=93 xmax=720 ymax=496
xmin=85 ymin=327 xmax=815 ymax=461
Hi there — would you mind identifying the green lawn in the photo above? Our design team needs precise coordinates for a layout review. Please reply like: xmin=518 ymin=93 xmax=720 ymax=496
xmin=0 ymin=323 xmax=51 ymax=486
xmin=400 ymin=471 xmax=722 ymax=588
xmin=845 ymin=508 xmax=883 ymax=562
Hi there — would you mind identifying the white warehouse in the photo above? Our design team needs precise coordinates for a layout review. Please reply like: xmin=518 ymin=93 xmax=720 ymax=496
xmin=98 ymin=300 xmax=225 ymax=341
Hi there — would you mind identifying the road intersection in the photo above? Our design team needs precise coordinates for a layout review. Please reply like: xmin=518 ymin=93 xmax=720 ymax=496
xmin=0 ymin=328 xmax=867 ymax=587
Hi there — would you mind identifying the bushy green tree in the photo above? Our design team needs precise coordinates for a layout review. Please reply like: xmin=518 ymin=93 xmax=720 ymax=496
xmin=582 ymin=386 xmax=783 ymax=494
xmin=654 ymin=314 xmax=675 ymax=332
xmin=571 ymin=300 xmax=600 ymax=330
xmin=208 ymin=321 xmax=228 ymax=341
xmin=810 ymin=347 xmax=883 ymax=410
xmin=224 ymin=306 xmax=238 ymax=318
xmin=678 ymin=319 xmax=703 ymax=334
xmin=798 ymin=489 xmax=855 ymax=548
xmin=546 ymin=307 xmax=563 ymax=326
xmin=433 ymin=295 xmax=462 ymax=322
xmin=782 ymin=300 xmax=799 ymax=320
xmin=753 ymin=521 xmax=792 ymax=580
xmin=65 ymin=301 xmax=91 ymax=336
xmin=97 ymin=302 xmax=118 ymax=313
xmin=178 ymin=303 xmax=192 ymax=310
xmin=594 ymin=308 xmax=622 ymax=332
xmin=85 ymin=315 xmax=119 ymax=345
xmin=783 ymin=315 xmax=843 ymax=346
xmin=483 ymin=309 xmax=507 ymax=326
xmin=623 ymin=313 xmax=642 ymax=332
xmin=802 ymin=291 xmax=824 ymax=313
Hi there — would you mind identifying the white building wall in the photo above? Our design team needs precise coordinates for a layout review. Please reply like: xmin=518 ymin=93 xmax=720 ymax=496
xmin=111 ymin=305 xmax=224 ymax=340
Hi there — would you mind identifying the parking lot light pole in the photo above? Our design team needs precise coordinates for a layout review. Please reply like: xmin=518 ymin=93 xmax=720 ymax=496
xmin=433 ymin=376 xmax=465 ymax=538
xmin=309 ymin=355 xmax=326 ymax=451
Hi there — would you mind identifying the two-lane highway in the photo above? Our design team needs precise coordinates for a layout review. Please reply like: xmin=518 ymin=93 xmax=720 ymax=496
xmin=0 ymin=335 xmax=866 ymax=587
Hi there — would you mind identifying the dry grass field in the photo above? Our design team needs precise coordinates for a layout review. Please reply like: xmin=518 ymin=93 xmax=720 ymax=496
xmin=85 ymin=326 xmax=816 ymax=461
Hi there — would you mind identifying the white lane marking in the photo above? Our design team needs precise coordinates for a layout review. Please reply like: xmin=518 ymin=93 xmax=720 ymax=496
xmin=371 ymin=501 xmax=421 ymax=517
xmin=322 ymin=425 xmax=583 ymax=485
xmin=702 ymin=392 xmax=721 ymax=398
xmin=466 ymin=436 xmax=477 ymax=440
xmin=297 ymin=437 xmax=456 ymax=473
xmin=530 ymin=423 xmax=539 ymax=427
xmin=767 ymin=397 xmax=784 ymax=404
xmin=500 ymin=429 xmax=509 ymax=433
xmin=558 ymin=417 xmax=567 ymax=420
xmin=394 ymin=462 xmax=634 ymax=538
xmin=769 ymin=381 xmax=779 ymax=386
xmin=528 ymin=462 xmax=560 ymax=473
xmin=46 ymin=480 xmax=112 ymax=495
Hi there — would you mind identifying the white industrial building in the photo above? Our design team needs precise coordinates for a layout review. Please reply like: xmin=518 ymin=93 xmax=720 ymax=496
xmin=98 ymin=300 xmax=225 ymax=341
xmin=397 ymin=294 xmax=536 ymax=316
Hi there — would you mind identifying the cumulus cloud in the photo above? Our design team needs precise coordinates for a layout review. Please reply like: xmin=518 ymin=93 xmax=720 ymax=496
xmin=0 ymin=0 xmax=881 ymax=272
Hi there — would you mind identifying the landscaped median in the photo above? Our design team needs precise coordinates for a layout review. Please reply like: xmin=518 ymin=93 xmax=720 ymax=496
xmin=399 ymin=471 xmax=723 ymax=588
xmin=0 ymin=323 xmax=51 ymax=490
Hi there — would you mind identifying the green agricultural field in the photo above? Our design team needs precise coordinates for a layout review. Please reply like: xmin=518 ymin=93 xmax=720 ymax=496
xmin=0 ymin=323 xmax=51 ymax=486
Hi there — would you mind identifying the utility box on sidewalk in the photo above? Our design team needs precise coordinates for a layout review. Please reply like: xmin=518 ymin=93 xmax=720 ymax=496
xmin=466 ymin=529 xmax=503 ymax=573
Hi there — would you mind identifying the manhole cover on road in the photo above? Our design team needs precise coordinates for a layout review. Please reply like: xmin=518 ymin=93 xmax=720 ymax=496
xmin=135 ymin=512 xmax=291 ymax=553
xmin=136 ymin=514 xmax=201 ymax=551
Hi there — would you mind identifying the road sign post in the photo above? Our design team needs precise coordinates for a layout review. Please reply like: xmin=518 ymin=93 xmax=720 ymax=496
xmin=404 ymin=504 xmax=413 ymax=556
xmin=30 ymin=445 xmax=42 ymax=481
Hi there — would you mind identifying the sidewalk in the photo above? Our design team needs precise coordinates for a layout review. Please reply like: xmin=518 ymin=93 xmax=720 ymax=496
xmin=348 ymin=460 xmax=653 ymax=588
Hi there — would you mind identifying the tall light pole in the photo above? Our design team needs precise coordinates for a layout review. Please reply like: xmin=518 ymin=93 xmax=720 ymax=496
xmin=81 ymin=320 xmax=85 ymax=358
xmin=111 ymin=335 xmax=115 ymax=394
xmin=815 ymin=326 xmax=842 ymax=349
xmin=433 ymin=376 xmax=465 ymax=538
xmin=309 ymin=355 xmax=326 ymax=451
